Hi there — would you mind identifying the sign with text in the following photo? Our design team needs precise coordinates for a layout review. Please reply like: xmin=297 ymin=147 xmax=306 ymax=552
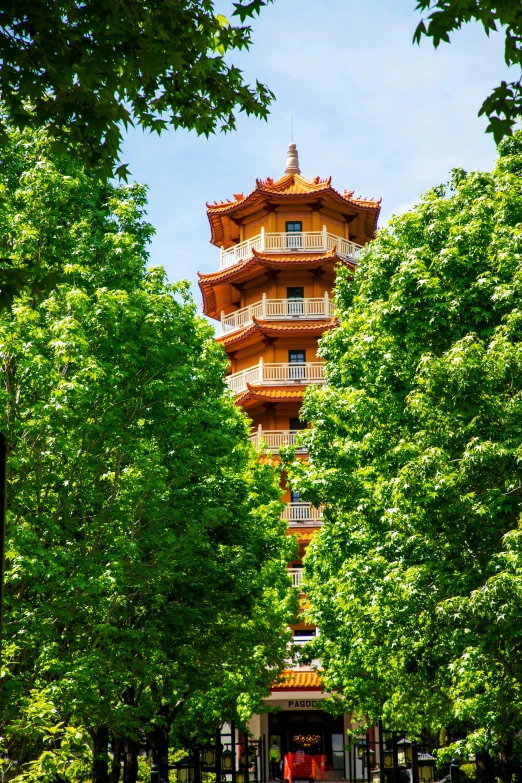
xmin=269 ymin=699 xmax=322 ymax=710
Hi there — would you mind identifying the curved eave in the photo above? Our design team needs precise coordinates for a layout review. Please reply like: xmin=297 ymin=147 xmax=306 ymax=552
xmin=199 ymin=248 xmax=349 ymax=319
xmin=271 ymin=670 xmax=324 ymax=691
xmin=217 ymin=317 xmax=337 ymax=351
xmin=290 ymin=529 xmax=320 ymax=542
xmin=207 ymin=173 xmax=381 ymax=246
xmin=235 ymin=385 xmax=306 ymax=409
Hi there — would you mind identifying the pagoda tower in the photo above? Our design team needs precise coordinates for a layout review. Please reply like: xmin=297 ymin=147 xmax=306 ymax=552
xmin=199 ymin=144 xmax=381 ymax=777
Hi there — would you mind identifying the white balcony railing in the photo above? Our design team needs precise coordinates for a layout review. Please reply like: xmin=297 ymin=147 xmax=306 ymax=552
xmin=292 ymin=632 xmax=317 ymax=646
xmin=226 ymin=360 xmax=326 ymax=394
xmin=220 ymin=227 xmax=363 ymax=269
xmin=221 ymin=294 xmax=333 ymax=334
xmin=282 ymin=503 xmax=324 ymax=526
xmin=249 ymin=427 xmax=308 ymax=452
xmin=289 ymin=568 xmax=304 ymax=588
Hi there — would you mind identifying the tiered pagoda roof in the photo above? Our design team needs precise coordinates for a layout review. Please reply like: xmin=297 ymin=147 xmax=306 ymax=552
xmin=272 ymin=670 xmax=323 ymax=691
xmin=235 ymin=386 xmax=306 ymax=410
xmin=207 ymin=171 xmax=381 ymax=247
xmin=217 ymin=317 xmax=337 ymax=350
xmin=199 ymin=247 xmax=348 ymax=319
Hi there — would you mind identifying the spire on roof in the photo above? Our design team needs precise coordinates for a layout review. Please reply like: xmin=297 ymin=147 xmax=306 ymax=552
xmin=284 ymin=142 xmax=301 ymax=175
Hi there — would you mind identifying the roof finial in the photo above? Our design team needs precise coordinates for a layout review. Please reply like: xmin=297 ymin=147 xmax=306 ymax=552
xmin=285 ymin=142 xmax=301 ymax=175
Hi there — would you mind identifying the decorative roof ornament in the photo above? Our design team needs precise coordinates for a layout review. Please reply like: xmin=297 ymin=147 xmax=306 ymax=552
xmin=285 ymin=142 xmax=301 ymax=174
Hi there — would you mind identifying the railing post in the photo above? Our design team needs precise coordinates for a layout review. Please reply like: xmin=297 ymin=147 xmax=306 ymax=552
xmin=450 ymin=759 xmax=460 ymax=783
xmin=231 ymin=722 xmax=237 ymax=783
xmin=411 ymin=743 xmax=419 ymax=783
xmin=392 ymin=732 xmax=398 ymax=783
xmin=262 ymin=293 xmax=267 ymax=319
xmin=221 ymin=310 xmax=225 ymax=333
xmin=220 ymin=245 xmax=224 ymax=267
xmin=324 ymin=291 xmax=329 ymax=316
xmin=194 ymin=748 xmax=201 ymax=783
xmin=258 ymin=424 xmax=262 ymax=444
xmin=216 ymin=729 xmax=222 ymax=783
xmin=260 ymin=227 xmax=265 ymax=252
xmin=322 ymin=224 xmax=327 ymax=250
xmin=259 ymin=356 xmax=264 ymax=383
xmin=378 ymin=718 xmax=385 ymax=783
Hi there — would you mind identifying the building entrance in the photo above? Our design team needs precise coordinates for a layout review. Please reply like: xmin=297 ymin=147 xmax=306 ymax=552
xmin=268 ymin=709 xmax=344 ymax=775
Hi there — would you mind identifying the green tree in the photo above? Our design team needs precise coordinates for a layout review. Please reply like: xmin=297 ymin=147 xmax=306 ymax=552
xmin=284 ymin=131 xmax=522 ymax=783
xmin=0 ymin=125 xmax=295 ymax=783
xmin=414 ymin=1 xmax=522 ymax=142
xmin=0 ymin=0 xmax=272 ymax=179
xmin=0 ymin=0 xmax=272 ymax=306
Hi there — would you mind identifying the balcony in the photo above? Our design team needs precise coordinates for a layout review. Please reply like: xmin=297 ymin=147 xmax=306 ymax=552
xmin=292 ymin=631 xmax=317 ymax=646
xmin=226 ymin=360 xmax=326 ymax=394
xmin=221 ymin=293 xmax=333 ymax=334
xmin=220 ymin=228 xmax=363 ymax=270
xmin=282 ymin=503 xmax=324 ymax=526
xmin=249 ymin=427 xmax=308 ymax=453
xmin=289 ymin=568 xmax=303 ymax=588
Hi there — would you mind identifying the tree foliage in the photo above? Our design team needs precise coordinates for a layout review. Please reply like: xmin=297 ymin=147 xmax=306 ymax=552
xmin=284 ymin=131 xmax=522 ymax=780
xmin=0 ymin=0 xmax=272 ymax=179
xmin=414 ymin=1 xmax=522 ymax=142
xmin=0 ymin=127 xmax=295 ymax=783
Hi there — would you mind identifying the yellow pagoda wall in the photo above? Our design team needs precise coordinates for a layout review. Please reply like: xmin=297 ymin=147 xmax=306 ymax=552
xmin=241 ymin=274 xmax=335 ymax=307
xmin=242 ymin=210 xmax=349 ymax=241
xmin=230 ymin=337 xmax=320 ymax=375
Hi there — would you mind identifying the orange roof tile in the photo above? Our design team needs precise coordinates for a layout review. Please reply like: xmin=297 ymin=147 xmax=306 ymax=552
xmin=198 ymin=250 xmax=349 ymax=320
xmin=344 ymin=190 xmax=383 ymax=208
xmin=206 ymin=172 xmax=381 ymax=247
xmin=207 ymin=173 xmax=380 ymax=213
xmin=217 ymin=318 xmax=337 ymax=348
xmin=207 ymin=173 xmax=334 ymax=213
xmin=235 ymin=385 xmax=306 ymax=408
xmin=250 ymin=247 xmax=340 ymax=263
xmin=291 ymin=530 xmax=318 ymax=542
xmin=272 ymin=670 xmax=323 ymax=690
xmin=198 ymin=247 xmax=342 ymax=284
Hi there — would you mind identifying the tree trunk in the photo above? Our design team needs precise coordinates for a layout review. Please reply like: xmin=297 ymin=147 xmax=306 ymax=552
xmin=148 ymin=718 xmax=170 ymax=783
xmin=123 ymin=737 xmax=139 ymax=783
xmin=497 ymin=736 xmax=522 ymax=783
xmin=111 ymin=734 xmax=123 ymax=783
xmin=92 ymin=726 xmax=110 ymax=783
xmin=476 ymin=748 xmax=496 ymax=783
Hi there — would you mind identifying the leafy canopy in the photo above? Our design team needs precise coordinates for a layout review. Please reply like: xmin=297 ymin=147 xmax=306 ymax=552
xmin=0 ymin=124 xmax=296 ymax=783
xmin=414 ymin=0 xmax=522 ymax=142
xmin=0 ymin=0 xmax=272 ymax=179
xmin=285 ymin=131 xmax=522 ymax=767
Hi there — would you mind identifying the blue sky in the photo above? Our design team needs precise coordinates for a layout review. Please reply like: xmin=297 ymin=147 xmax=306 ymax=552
xmin=121 ymin=0 xmax=516 ymax=311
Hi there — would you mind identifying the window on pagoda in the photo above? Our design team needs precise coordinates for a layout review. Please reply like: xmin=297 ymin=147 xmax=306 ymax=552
xmin=286 ymin=221 xmax=302 ymax=249
xmin=289 ymin=417 xmax=307 ymax=432
xmin=287 ymin=286 xmax=305 ymax=315
xmin=288 ymin=350 xmax=306 ymax=380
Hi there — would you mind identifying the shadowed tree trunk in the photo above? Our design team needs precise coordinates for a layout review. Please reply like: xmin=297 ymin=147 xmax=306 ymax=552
xmin=123 ymin=736 xmax=139 ymax=783
xmin=476 ymin=748 xmax=496 ymax=783
xmin=111 ymin=734 xmax=123 ymax=783
xmin=476 ymin=735 xmax=522 ymax=783
xmin=147 ymin=706 xmax=170 ymax=783
xmin=497 ymin=736 xmax=522 ymax=783
xmin=92 ymin=726 xmax=110 ymax=783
